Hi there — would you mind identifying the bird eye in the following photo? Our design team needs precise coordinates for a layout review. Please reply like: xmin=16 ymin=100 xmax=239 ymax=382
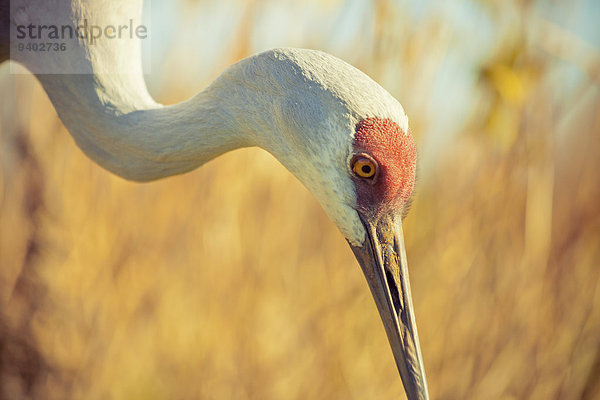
xmin=351 ymin=154 xmax=377 ymax=179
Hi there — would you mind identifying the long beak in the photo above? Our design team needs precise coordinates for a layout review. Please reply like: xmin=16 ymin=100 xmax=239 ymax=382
xmin=350 ymin=213 xmax=429 ymax=400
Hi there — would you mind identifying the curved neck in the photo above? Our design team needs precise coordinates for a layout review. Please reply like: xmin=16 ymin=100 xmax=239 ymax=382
xmin=10 ymin=0 xmax=255 ymax=181
xmin=36 ymin=73 xmax=250 ymax=181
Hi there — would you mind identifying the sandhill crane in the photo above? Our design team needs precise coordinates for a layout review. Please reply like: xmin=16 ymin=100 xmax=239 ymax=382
xmin=2 ymin=0 xmax=429 ymax=398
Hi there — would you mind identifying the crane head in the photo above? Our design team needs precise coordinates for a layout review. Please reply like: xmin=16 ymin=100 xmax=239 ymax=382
xmin=214 ymin=48 xmax=429 ymax=399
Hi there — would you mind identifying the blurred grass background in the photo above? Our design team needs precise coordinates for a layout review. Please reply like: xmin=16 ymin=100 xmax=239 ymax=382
xmin=1 ymin=0 xmax=600 ymax=399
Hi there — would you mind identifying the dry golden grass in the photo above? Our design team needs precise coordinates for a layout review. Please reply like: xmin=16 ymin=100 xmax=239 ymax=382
xmin=2 ymin=1 xmax=600 ymax=399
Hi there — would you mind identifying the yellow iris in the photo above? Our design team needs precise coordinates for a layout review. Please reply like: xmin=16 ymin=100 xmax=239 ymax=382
xmin=352 ymin=156 xmax=376 ymax=178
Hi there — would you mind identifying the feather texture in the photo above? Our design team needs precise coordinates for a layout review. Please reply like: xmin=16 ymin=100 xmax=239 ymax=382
xmin=7 ymin=0 xmax=410 ymax=246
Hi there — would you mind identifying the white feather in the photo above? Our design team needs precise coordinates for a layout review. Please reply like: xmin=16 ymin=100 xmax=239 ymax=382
xmin=7 ymin=0 xmax=409 ymax=246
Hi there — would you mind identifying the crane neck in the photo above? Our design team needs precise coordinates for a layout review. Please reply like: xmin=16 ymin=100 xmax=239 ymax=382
xmin=10 ymin=0 xmax=257 ymax=181
xmin=34 ymin=73 xmax=253 ymax=181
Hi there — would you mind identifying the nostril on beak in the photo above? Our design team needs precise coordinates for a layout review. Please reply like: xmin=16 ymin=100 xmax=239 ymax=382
xmin=385 ymin=268 xmax=402 ymax=319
